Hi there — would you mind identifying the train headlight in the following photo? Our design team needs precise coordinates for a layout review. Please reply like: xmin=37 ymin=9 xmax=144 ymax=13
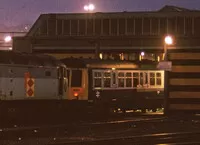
xmin=74 ymin=92 xmax=79 ymax=97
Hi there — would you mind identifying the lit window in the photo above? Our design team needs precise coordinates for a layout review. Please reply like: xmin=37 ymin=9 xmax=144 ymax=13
xmin=94 ymin=72 xmax=102 ymax=87
xmin=118 ymin=72 xmax=125 ymax=87
xmin=126 ymin=73 xmax=132 ymax=87
xmin=156 ymin=73 xmax=162 ymax=85
xmin=150 ymin=72 xmax=155 ymax=85
xmin=103 ymin=72 xmax=111 ymax=88
xmin=133 ymin=72 xmax=139 ymax=87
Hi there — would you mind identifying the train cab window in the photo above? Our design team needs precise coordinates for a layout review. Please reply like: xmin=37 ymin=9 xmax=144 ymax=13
xmin=150 ymin=73 xmax=155 ymax=85
xmin=103 ymin=72 xmax=111 ymax=88
xmin=71 ymin=70 xmax=82 ymax=87
xmin=156 ymin=72 xmax=162 ymax=85
xmin=133 ymin=72 xmax=139 ymax=87
xmin=118 ymin=72 xmax=125 ymax=87
xmin=126 ymin=72 xmax=132 ymax=87
xmin=94 ymin=72 xmax=102 ymax=87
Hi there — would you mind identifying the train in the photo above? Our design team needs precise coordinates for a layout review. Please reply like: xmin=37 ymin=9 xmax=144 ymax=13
xmin=61 ymin=58 xmax=164 ymax=113
xmin=0 ymin=51 xmax=164 ymax=124
xmin=0 ymin=51 xmax=69 ymax=124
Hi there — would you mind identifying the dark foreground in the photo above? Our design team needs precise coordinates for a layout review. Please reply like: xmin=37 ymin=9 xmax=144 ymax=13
xmin=0 ymin=113 xmax=200 ymax=145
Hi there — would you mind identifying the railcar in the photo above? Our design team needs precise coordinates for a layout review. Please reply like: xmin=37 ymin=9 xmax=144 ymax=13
xmin=61 ymin=58 xmax=164 ymax=113
xmin=0 ymin=51 xmax=68 ymax=124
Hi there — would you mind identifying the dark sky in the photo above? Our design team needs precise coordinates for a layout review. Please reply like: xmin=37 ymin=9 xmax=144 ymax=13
xmin=1 ymin=0 xmax=200 ymax=26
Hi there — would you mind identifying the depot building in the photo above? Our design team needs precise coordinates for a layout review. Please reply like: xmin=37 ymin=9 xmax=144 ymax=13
xmin=13 ymin=5 xmax=200 ymax=62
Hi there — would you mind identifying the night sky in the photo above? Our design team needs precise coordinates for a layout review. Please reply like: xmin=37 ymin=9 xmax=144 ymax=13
xmin=1 ymin=0 xmax=200 ymax=26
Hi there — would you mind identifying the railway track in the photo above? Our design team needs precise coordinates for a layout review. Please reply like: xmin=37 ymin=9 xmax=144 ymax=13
xmin=48 ymin=131 xmax=200 ymax=145
xmin=0 ymin=115 xmax=199 ymax=145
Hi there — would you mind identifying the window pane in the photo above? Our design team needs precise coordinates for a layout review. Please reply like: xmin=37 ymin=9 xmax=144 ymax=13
xmin=150 ymin=78 xmax=155 ymax=85
xmin=94 ymin=78 xmax=102 ymax=87
xmin=94 ymin=72 xmax=101 ymax=77
xmin=118 ymin=78 xmax=124 ymax=87
xmin=133 ymin=73 xmax=139 ymax=77
xmin=104 ymin=78 xmax=111 ymax=87
xmin=126 ymin=72 xmax=132 ymax=77
xmin=150 ymin=73 xmax=155 ymax=77
xmin=104 ymin=72 xmax=111 ymax=77
xmin=133 ymin=78 xmax=139 ymax=87
xmin=157 ymin=78 xmax=161 ymax=85
xmin=112 ymin=72 xmax=116 ymax=84
xmin=118 ymin=72 xmax=124 ymax=77
xmin=156 ymin=72 xmax=161 ymax=77
xmin=71 ymin=70 xmax=82 ymax=87
xmin=126 ymin=78 xmax=132 ymax=87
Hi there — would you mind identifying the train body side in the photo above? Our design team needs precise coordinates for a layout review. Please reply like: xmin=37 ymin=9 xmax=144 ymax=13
xmin=88 ymin=69 xmax=164 ymax=111
xmin=0 ymin=51 xmax=68 ymax=124
xmin=62 ymin=58 xmax=164 ymax=112
xmin=0 ymin=65 xmax=63 ymax=100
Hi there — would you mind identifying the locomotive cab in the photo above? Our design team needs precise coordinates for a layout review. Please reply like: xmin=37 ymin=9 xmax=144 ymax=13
xmin=66 ymin=68 xmax=88 ymax=101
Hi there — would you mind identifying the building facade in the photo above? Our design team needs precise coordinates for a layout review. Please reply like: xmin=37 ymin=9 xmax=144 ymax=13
xmin=13 ymin=5 xmax=200 ymax=61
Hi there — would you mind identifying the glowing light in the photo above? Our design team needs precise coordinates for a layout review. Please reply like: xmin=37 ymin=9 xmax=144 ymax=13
xmin=99 ymin=53 xmax=103 ymax=59
xmin=88 ymin=4 xmax=95 ymax=11
xmin=74 ymin=92 xmax=78 ymax=97
xmin=8 ymin=47 xmax=12 ymax=50
xmin=141 ymin=52 xmax=145 ymax=56
xmin=4 ymin=35 xmax=12 ymax=43
xmin=84 ymin=5 xmax=89 ymax=11
xmin=165 ymin=35 xmax=173 ymax=45
xmin=84 ymin=3 xmax=95 ymax=12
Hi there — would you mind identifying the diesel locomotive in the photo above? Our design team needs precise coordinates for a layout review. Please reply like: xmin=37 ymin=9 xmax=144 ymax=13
xmin=0 ymin=51 xmax=68 ymax=123
xmin=0 ymin=51 xmax=164 ymax=124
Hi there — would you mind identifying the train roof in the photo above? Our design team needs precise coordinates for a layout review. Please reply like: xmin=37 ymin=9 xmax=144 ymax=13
xmin=0 ymin=51 xmax=62 ymax=67
xmin=61 ymin=58 xmax=158 ymax=69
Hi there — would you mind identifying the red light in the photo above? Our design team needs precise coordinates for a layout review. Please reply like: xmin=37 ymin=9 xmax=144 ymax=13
xmin=74 ymin=92 xmax=78 ymax=97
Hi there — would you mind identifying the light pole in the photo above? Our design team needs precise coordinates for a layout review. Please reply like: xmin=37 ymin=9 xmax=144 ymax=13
xmin=164 ymin=35 xmax=173 ymax=61
xmin=163 ymin=35 xmax=173 ymax=115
